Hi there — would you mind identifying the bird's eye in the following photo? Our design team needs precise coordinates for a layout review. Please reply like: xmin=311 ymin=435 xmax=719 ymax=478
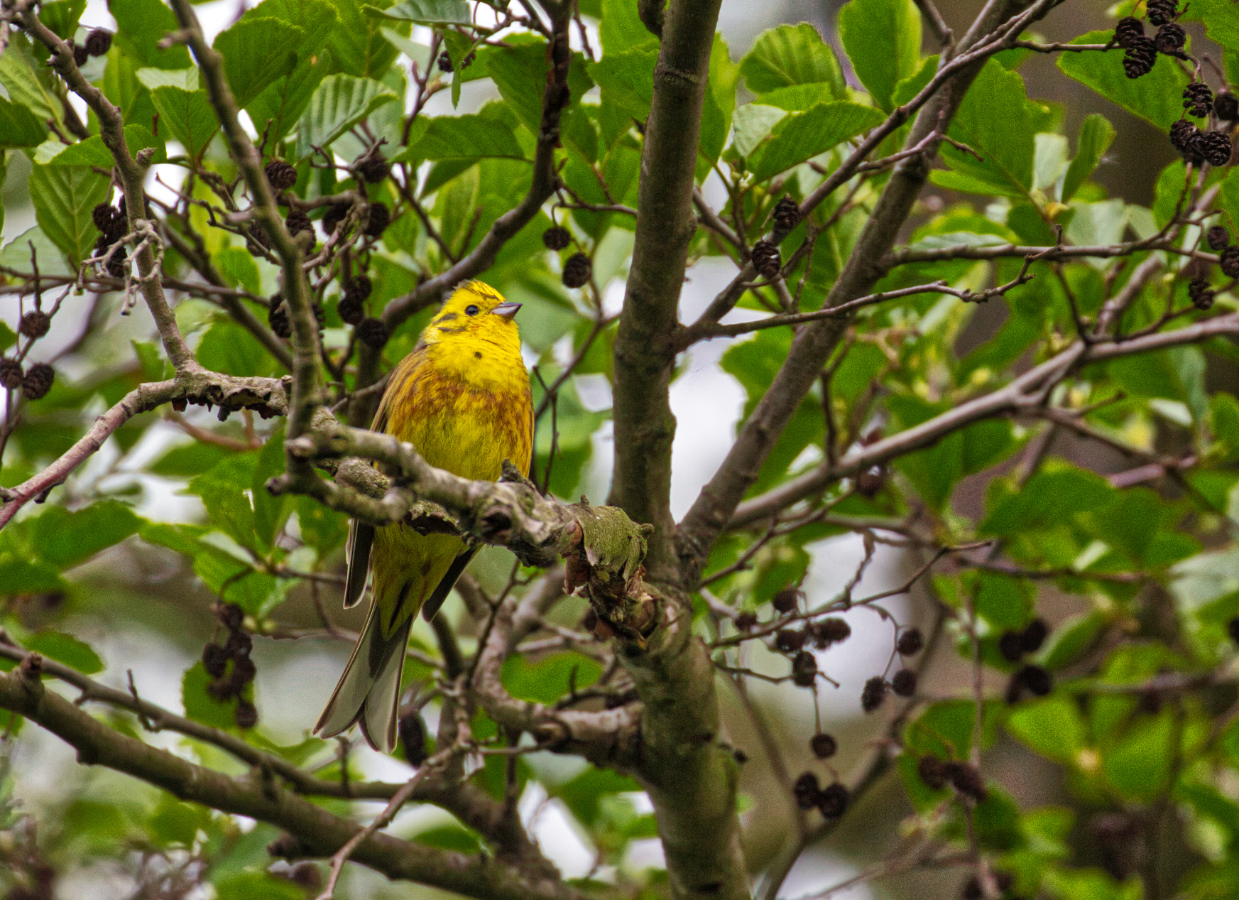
xmin=465 ymin=304 xmax=480 ymax=316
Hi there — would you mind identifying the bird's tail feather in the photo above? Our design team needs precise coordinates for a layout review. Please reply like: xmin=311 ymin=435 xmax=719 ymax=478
xmin=314 ymin=600 xmax=411 ymax=753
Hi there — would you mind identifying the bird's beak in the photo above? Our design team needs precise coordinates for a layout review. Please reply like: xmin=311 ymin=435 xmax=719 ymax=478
xmin=492 ymin=302 xmax=522 ymax=320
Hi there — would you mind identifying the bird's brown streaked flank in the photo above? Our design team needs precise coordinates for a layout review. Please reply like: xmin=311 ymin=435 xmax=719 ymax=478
xmin=315 ymin=281 xmax=534 ymax=752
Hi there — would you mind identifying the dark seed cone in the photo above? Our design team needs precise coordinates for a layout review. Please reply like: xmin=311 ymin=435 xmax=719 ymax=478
xmin=856 ymin=468 xmax=884 ymax=496
xmin=542 ymin=226 xmax=571 ymax=250
xmin=202 ymin=643 xmax=228 ymax=679
xmin=890 ymin=669 xmax=917 ymax=697
xmin=72 ymin=42 xmax=89 ymax=67
xmin=207 ymin=676 xmax=236 ymax=701
xmin=321 ymin=201 xmax=352 ymax=235
xmin=438 ymin=51 xmax=453 ymax=72
xmin=230 ymin=655 xmax=257 ymax=688
xmin=1197 ymin=131 xmax=1233 ymax=167
xmin=1207 ymin=225 xmax=1231 ymax=251
xmin=791 ymin=650 xmax=817 ymax=687
xmin=21 ymin=363 xmax=54 ymax=400
xmin=1228 ymin=616 xmax=1239 ymax=644
xmin=20 ymin=311 xmax=50 ymax=339
xmin=1221 ymin=246 xmax=1239 ymax=279
xmin=1123 ymin=37 xmax=1157 ymax=78
xmin=775 ymin=629 xmax=805 ymax=653
xmin=399 ymin=712 xmax=429 ymax=766
xmin=1020 ymin=617 xmax=1049 ymax=653
xmin=917 ymin=756 xmax=948 ymax=790
xmin=344 ymin=273 xmax=373 ymax=304
xmin=998 ymin=630 xmax=1026 ymax=662
xmin=814 ymin=617 xmax=851 ymax=646
xmin=817 ymin=782 xmax=849 ymax=818
xmin=1189 ymin=277 xmax=1216 ymax=311
xmin=897 ymin=628 xmax=924 ymax=656
xmin=751 ymin=239 xmax=782 ymax=278
xmin=772 ymin=587 xmax=800 ymax=613
xmin=861 ymin=676 xmax=887 ymax=713
xmin=224 ymin=629 xmax=253 ymax=658
xmin=364 ymin=202 xmax=390 ymax=238
xmin=1183 ymin=82 xmax=1213 ymax=117
xmin=248 ymin=222 xmax=271 ymax=251
xmin=92 ymin=202 xmax=117 ymax=233
xmin=0 ymin=358 xmax=23 ymax=390
xmin=771 ymin=196 xmax=801 ymax=238
xmin=562 ymin=253 xmax=592 ymax=288
xmin=268 ymin=300 xmax=291 ymax=338
xmin=107 ymin=247 xmax=129 ymax=279
xmin=1216 ymin=92 xmax=1239 ymax=121
xmin=1146 ymin=0 xmax=1178 ymax=26
xmin=1019 ymin=664 xmax=1052 ymax=696
xmin=793 ymin=772 xmax=820 ymax=810
xmin=810 ymin=733 xmax=837 ymax=758
xmin=265 ymin=160 xmax=298 ymax=192
xmin=235 ymin=699 xmax=258 ymax=729
xmin=1170 ymin=118 xmax=1200 ymax=154
xmin=217 ymin=603 xmax=245 ymax=631
xmin=461 ymin=51 xmax=475 ymax=69
xmin=338 ymin=295 xmax=365 ymax=326
xmin=357 ymin=156 xmax=390 ymax=184
xmin=84 ymin=28 xmax=113 ymax=57
xmin=1114 ymin=16 xmax=1144 ymax=49
xmin=285 ymin=209 xmax=313 ymax=238
xmin=945 ymin=761 xmax=988 ymax=801
xmin=357 ymin=316 xmax=390 ymax=349
xmin=735 ymin=611 xmax=757 ymax=631
xmin=1154 ymin=22 xmax=1185 ymax=55
xmin=1004 ymin=669 xmax=1026 ymax=705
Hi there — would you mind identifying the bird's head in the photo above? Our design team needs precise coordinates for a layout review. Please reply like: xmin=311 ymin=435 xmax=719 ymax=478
xmin=422 ymin=281 xmax=522 ymax=350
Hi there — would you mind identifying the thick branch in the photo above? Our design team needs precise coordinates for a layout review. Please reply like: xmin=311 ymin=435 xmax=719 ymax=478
xmin=610 ymin=0 xmax=723 ymax=579
xmin=0 ymin=664 xmax=585 ymax=900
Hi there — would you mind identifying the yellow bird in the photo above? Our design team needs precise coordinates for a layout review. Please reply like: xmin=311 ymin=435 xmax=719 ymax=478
xmin=316 ymin=281 xmax=533 ymax=752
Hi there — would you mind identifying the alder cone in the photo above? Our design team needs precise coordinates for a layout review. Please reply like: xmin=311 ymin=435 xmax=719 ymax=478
xmin=265 ymin=160 xmax=298 ymax=192
xmin=1216 ymin=92 xmax=1239 ymax=121
xmin=562 ymin=253 xmax=592 ymax=288
xmin=1207 ymin=225 xmax=1231 ymax=251
xmin=84 ymin=28 xmax=113 ymax=57
xmin=1122 ymin=38 xmax=1157 ymax=79
xmin=1114 ymin=16 xmax=1144 ymax=49
xmin=0 ymin=358 xmax=24 ymax=389
xmin=751 ymin=240 xmax=782 ymax=278
xmin=542 ymin=226 xmax=571 ymax=250
xmin=1220 ymin=246 xmax=1239 ymax=279
xmin=364 ymin=202 xmax=391 ymax=238
xmin=357 ymin=156 xmax=390 ymax=184
xmin=20 ymin=311 xmax=50 ymax=339
xmin=357 ymin=317 xmax=390 ymax=349
xmin=1197 ymin=131 xmax=1233 ymax=167
xmin=1183 ymin=82 xmax=1213 ymax=117
xmin=21 ymin=363 xmax=54 ymax=400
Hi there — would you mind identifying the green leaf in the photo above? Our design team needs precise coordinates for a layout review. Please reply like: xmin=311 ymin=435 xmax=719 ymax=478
xmin=150 ymin=87 xmax=220 ymax=160
xmin=215 ymin=247 xmax=262 ymax=295
xmin=1040 ymin=612 xmax=1107 ymax=671
xmin=838 ymin=0 xmax=921 ymax=111
xmin=599 ymin=0 xmax=658 ymax=56
xmin=241 ymin=0 xmax=339 ymax=60
xmin=747 ymin=101 xmax=884 ymax=180
xmin=28 ymin=164 xmax=110 ymax=268
xmin=396 ymin=114 xmax=527 ymax=163
xmin=326 ymin=0 xmax=406 ymax=78
xmin=137 ymin=68 xmax=200 ymax=92
xmin=40 ymin=125 xmax=167 ymax=167
xmin=932 ymin=60 xmax=1036 ymax=199
xmin=38 ymin=0 xmax=87 ymax=41
xmin=188 ymin=454 xmax=260 ymax=551
xmin=0 ymin=556 xmax=64 ymax=595
xmin=587 ymin=47 xmax=657 ymax=122
xmin=740 ymin=23 xmax=846 ymax=99
xmin=981 ymin=466 xmax=1114 ymax=536
xmin=182 ymin=662 xmax=241 ymax=730
xmin=1061 ymin=113 xmax=1116 ymax=202
xmin=246 ymin=50 xmax=334 ymax=145
xmin=108 ymin=0 xmax=192 ymax=70
xmin=1006 ymin=697 xmax=1086 ymax=764
xmin=363 ymin=0 xmax=471 ymax=24
xmin=500 ymin=652 xmax=602 ymax=705
xmin=413 ymin=824 xmax=483 ymax=853
xmin=0 ymin=33 xmax=62 ymax=128
xmin=213 ymin=16 xmax=304 ymax=110
xmin=26 ymin=632 xmax=103 ymax=675
xmin=295 ymin=74 xmax=397 ymax=160
xmin=0 ymin=95 xmax=48 ymax=148
xmin=150 ymin=441 xmax=233 ymax=477
xmin=28 ymin=500 xmax=141 ymax=570
xmin=1057 ymin=34 xmax=1189 ymax=132
xmin=1101 ymin=711 xmax=1175 ymax=801
xmin=1219 ymin=167 xmax=1239 ymax=234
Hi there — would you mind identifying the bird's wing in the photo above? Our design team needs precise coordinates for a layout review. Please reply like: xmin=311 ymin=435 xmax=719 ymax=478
xmin=343 ymin=518 xmax=374 ymax=608
xmin=421 ymin=547 xmax=478 ymax=622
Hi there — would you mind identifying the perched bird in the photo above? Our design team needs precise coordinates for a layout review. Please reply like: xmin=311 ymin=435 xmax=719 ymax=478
xmin=316 ymin=281 xmax=533 ymax=752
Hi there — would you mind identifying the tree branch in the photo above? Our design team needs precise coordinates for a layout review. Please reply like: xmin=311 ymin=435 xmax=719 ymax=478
xmin=610 ymin=0 xmax=724 ymax=579
xmin=0 ymin=662 xmax=587 ymax=900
